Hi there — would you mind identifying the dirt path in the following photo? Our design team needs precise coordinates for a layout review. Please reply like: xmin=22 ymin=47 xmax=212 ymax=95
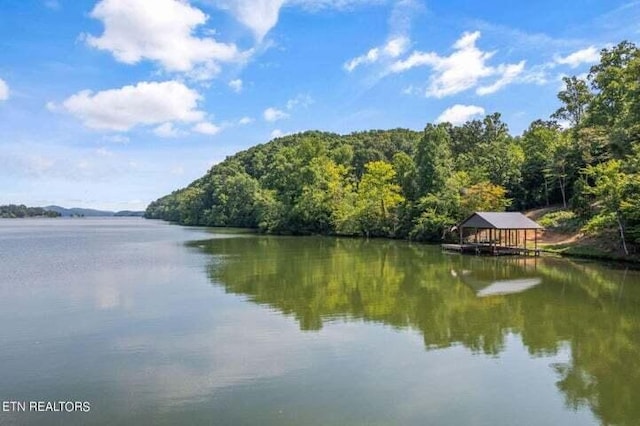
xmin=521 ymin=205 xmax=580 ymax=246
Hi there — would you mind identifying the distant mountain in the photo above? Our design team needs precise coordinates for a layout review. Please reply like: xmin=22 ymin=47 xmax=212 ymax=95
xmin=44 ymin=205 xmax=115 ymax=217
xmin=43 ymin=206 xmax=143 ymax=217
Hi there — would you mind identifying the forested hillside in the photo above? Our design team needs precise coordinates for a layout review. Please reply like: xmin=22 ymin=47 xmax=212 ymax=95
xmin=146 ymin=41 xmax=640 ymax=252
xmin=0 ymin=204 xmax=60 ymax=218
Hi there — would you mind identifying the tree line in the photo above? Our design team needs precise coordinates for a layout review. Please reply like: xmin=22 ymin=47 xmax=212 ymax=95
xmin=146 ymin=41 xmax=640 ymax=252
xmin=0 ymin=204 xmax=61 ymax=218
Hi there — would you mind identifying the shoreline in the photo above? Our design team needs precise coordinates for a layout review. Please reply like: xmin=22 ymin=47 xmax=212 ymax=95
xmin=158 ymin=218 xmax=640 ymax=266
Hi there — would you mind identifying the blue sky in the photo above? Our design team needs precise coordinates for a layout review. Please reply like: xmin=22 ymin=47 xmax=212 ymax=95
xmin=0 ymin=0 xmax=638 ymax=211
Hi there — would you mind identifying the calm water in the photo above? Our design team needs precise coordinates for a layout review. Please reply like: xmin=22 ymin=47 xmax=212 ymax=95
xmin=1 ymin=218 xmax=639 ymax=425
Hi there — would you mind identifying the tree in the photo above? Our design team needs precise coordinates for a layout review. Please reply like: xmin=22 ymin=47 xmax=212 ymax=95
xmin=544 ymin=132 xmax=572 ymax=208
xmin=520 ymin=120 xmax=562 ymax=206
xmin=415 ymin=124 xmax=452 ymax=197
xmin=392 ymin=152 xmax=418 ymax=202
xmin=583 ymin=160 xmax=632 ymax=254
xmin=409 ymin=171 xmax=470 ymax=242
xmin=177 ymin=186 xmax=205 ymax=226
xmin=552 ymin=76 xmax=593 ymax=127
xmin=459 ymin=182 xmax=510 ymax=217
xmin=586 ymin=41 xmax=640 ymax=156
xmin=355 ymin=161 xmax=405 ymax=237
xmin=294 ymin=157 xmax=354 ymax=234
xmin=451 ymin=113 xmax=524 ymax=196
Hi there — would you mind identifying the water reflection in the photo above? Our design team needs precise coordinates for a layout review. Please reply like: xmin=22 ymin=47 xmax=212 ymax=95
xmin=196 ymin=235 xmax=640 ymax=426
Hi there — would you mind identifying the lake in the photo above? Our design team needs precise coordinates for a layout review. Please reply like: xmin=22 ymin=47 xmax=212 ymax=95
xmin=1 ymin=218 xmax=639 ymax=425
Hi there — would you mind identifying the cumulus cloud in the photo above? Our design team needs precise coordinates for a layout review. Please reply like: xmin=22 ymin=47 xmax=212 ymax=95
xmin=214 ymin=0 xmax=285 ymax=41
xmin=389 ymin=31 xmax=525 ymax=97
xmin=436 ymin=104 xmax=485 ymax=125
xmin=344 ymin=36 xmax=409 ymax=72
xmin=86 ymin=0 xmax=242 ymax=78
xmin=238 ymin=116 xmax=254 ymax=125
xmin=0 ymin=78 xmax=9 ymax=101
xmin=153 ymin=122 xmax=184 ymax=138
xmin=228 ymin=79 xmax=243 ymax=92
xmin=193 ymin=121 xmax=221 ymax=135
xmin=263 ymin=107 xmax=289 ymax=122
xmin=58 ymin=80 xmax=204 ymax=131
xmin=554 ymin=46 xmax=600 ymax=68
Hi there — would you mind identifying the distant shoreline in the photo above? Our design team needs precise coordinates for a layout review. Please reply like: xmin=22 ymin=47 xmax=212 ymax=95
xmin=0 ymin=204 xmax=144 ymax=218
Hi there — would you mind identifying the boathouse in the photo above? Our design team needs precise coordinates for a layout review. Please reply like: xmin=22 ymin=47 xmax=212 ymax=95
xmin=443 ymin=212 xmax=543 ymax=256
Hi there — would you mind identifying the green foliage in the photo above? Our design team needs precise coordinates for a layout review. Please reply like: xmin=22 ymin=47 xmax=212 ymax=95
xmin=354 ymin=161 xmax=404 ymax=237
xmin=460 ymin=182 xmax=511 ymax=217
xmin=581 ymin=159 xmax=637 ymax=253
xmin=582 ymin=212 xmax=616 ymax=234
xmin=409 ymin=210 xmax=452 ymax=242
xmin=520 ymin=120 xmax=561 ymax=207
xmin=538 ymin=210 xmax=579 ymax=231
xmin=145 ymin=41 xmax=640 ymax=252
xmin=451 ymin=113 xmax=524 ymax=199
xmin=293 ymin=157 xmax=354 ymax=234
xmin=552 ymin=76 xmax=592 ymax=126
xmin=415 ymin=123 xmax=452 ymax=197
xmin=586 ymin=41 xmax=640 ymax=156
xmin=0 ymin=204 xmax=61 ymax=218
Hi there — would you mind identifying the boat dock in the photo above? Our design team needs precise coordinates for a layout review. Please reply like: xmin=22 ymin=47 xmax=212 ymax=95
xmin=442 ymin=212 xmax=543 ymax=257
xmin=441 ymin=243 xmax=540 ymax=257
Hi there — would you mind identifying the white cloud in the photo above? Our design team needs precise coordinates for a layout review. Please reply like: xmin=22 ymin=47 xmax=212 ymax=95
xmin=390 ymin=31 xmax=525 ymax=98
xmin=270 ymin=129 xmax=286 ymax=138
xmin=345 ymin=48 xmax=380 ymax=72
xmin=228 ymin=79 xmax=243 ymax=92
xmin=153 ymin=122 xmax=184 ymax=138
xmin=263 ymin=107 xmax=289 ymax=122
xmin=518 ymin=62 xmax=555 ymax=86
xmin=261 ymin=94 xmax=310 ymax=125
xmin=345 ymin=36 xmax=409 ymax=72
xmin=0 ymin=78 xmax=9 ymax=101
xmin=216 ymin=0 xmax=285 ymax=41
xmin=286 ymin=93 xmax=313 ymax=110
xmin=238 ymin=116 xmax=254 ymax=125
xmin=193 ymin=121 xmax=221 ymax=135
xmin=59 ymin=81 xmax=204 ymax=131
xmin=554 ymin=46 xmax=600 ymax=68
xmin=86 ymin=0 xmax=242 ymax=78
xmin=476 ymin=61 xmax=525 ymax=95
xmin=436 ymin=104 xmax=485 ymax=125
xmin=215 ymin=0 xmax=386 ymax=41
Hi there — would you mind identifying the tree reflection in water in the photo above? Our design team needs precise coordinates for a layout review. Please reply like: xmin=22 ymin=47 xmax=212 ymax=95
xmin=192 ymin=235 xmax=640 ymax=426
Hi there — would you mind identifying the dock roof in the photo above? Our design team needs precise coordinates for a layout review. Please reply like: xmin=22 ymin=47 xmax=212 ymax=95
xmin=459 ymin=212 xmax=542 ymax=230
